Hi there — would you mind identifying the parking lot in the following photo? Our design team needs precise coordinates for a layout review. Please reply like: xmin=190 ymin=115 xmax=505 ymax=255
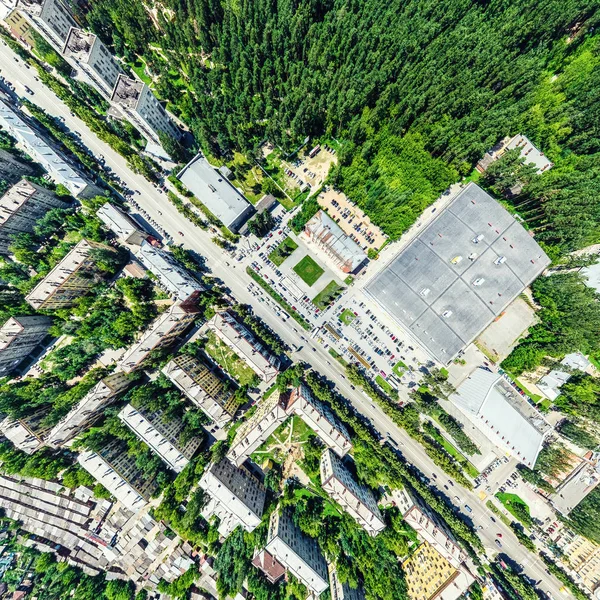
xmin=282 ymin=144 xmax=337 ymax=193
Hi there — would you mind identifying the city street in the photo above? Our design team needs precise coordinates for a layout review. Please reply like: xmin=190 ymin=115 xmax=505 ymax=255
xmin=0 ymin=45 xmax=567 ymax=598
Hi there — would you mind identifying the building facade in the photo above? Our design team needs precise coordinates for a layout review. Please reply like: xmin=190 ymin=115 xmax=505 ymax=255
xmin=0 ymin=149 xmax=38 ymax=184
xmin=329 ymin=563 xmax=366 ymax=600
xmin=264 ymin=507 xmax=329 ymax=596
xmin=320 ymin=449 xmax=385 ymax=535
xmin=78 ymin=440 xmax=158 ymax=511
xmin=17 ymin=0 xmax=76 ymax=50
xmin=25 ymin=239 xmax=116 ymax=310
xmin=162 ymin=354 xmax=238 ymax=428
xmin=118 ymin=404 xmax=202 ymax=473
xmin=45 ymin=372 xmax=132 ymax=447
xmin=0 ymin=408 xmax=51 ymax=454
xmin=206 ymin=309 xmax=281 ymax=384
xmin=62 ymin=27 xmax=124 ymax=99
xmin=118 ymin=303 xmax=198 ymax=373
xmin=0 ymin=315 xmax=52 ymax=375
xmin=199 ymin=459 xmax=266 ymax=536
xmin=0 ymin=178 xmax=70 ymax=253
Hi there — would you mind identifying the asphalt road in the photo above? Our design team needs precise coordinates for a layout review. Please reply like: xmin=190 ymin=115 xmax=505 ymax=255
xmin=0 ymin=45 xmax=567 ymax=598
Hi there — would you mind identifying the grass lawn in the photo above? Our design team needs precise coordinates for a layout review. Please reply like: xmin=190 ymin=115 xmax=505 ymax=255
xmin=293 ymin=255 xmax=324 ymax=286
xmin=269 ymin=236 xmax=298 ymax=266
xmin=514 ymin=379 xmax=543 ymax=404
xmin=495 ymin=492 xmax=532 ymax=527
xmin=376 ymin=375 xmax=394 ymax=395
xmin=328 ymin=348 xmax=348 ymax=367
xmin=393 ymin=360 xmax=408 ymax=377
xmin=428 ymin=425 xmax=479 ymax=478
xmin=204 ymin=331 xmax=257 ymax=386
xmin=339 ymin=308 xmax=356 ymax=325
xmin=312 ymin=280 xmax=344 ymax=310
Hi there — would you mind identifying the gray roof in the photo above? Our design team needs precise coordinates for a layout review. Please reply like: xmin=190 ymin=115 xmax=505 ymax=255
xmin=365 ymin=183 xmax=551 ymax=363
xmin=177 ymin=154 xmax=255 ymax=232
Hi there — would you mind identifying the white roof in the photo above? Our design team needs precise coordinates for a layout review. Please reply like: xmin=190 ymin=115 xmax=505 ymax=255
xmin=96 ymin=202 xmax=146 ymax=243
xmin=581 ymin=261 xmax=600 ymax=293
xmin=537 ymin=352 xmax=592 ymax=400
xmin=177 ymin=154 xmax=254 ymax=232
xmin=450 ymin=368 xmax=552 ymax=466
xmin=505 ymin=134 xmax=553 ymax=174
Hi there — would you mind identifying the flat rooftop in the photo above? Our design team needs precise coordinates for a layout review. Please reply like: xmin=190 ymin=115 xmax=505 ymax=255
xmin=365 ymin=183 xmax=550 ymax=363
xmin=177 ymin=154 xmax=255 ymax=232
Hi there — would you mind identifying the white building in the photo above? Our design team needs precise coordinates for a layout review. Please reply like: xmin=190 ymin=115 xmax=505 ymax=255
xmin=118 ymin=404 xmax=202 ymax=473
xmin=320 ymin=449 xmax=385 ymax=535
xmin=96 ymin=202 xmax=148 ymax=245
xmin=550 ymin=460 xmax=600 ymax=516
xmin=162 ymin=354 xmax=238 ymax=428
xmin=449 ymin=368 xmax=553 ymax=467
xmin=0 ymin=99 xmax=101 ymax=198
xmin=78 ymin=440 xmax=158 ymax=511
xmin=199 ymin=459 xmax=266 ymax=536
xmin=45 ymin=372 xmax=132 ymax=447
xmin=264 ymin=507 xmax=329 ymax=596
xmin=16 ymin=0 xmax=76 ymax=51
xmin=136 ymin=240 xmax=204 ymax=303
xmin=228 ymin=384 xmax=352 ymax=467
xmin=538 ymin=352 xmax=593 ymax=401
xmin=0 ymin=407 xmax=50 ymax=453
xmin=206 ymin=309 xmax=280 ymax=384
xmin=111 ymin=74 xmax=180 ymax=145
xmin=177 ymin=154 xmax=255 ymax=232
xmin=0 ymin=314 xmax=52 ymax=375
xmin=0 ymin=179 xmax=70 ymax=253
xmin=62 ymin=27 xmax=124 ymax=99
xmin=118 ymin=303 xmax=198 ymax=373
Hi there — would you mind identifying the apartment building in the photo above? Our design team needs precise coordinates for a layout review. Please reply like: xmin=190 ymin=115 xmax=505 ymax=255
xmin=96 ymin=202 xmax=148 ymax=245
xmin=199 ymin=459 xmax=266 ymax=536
xmin=118 ymin=404 xmax=202 ymax=473
xmin=320 ymin=449 xmax=385 ymax=535
xmin=45 ymin=372 xmax=132 ymax=447
xmin=0 ymin=98 xmax=101 ymax=198
xmin=263 ymin=506 xmax=329 ymax=596
xmin=162 ymin=354 xmax=238 ymax=428
xmin=0 ymin=408 xmax=51 ymax=453
xmin=0 ymin=315 xmax=52 ymax=375
xmin=0 ymin=178 xmax=70 ymax=253
xmin=329 ymin=563 xmax=366 ymax=600
xmin=62 ymin=27 xmax=124 ymax=98
xmin=15 ymin=0 xmax=76 ymax=50
xmin=25 ymin=239 xmax=116 ymax=310
xmin=228 ymin=384 xmax=352 ymax=467
xmin=0 ymin=149 xmax=38 ymax=184
xmin=111 ymin=74 xmax=180 ymax=144
xmin=206 ymin=309 xmax=281 ymax=384
xmin=78 ymin=439 xmax=158 ymax=511
xmin=118 ymin=303 xmax=199 ymax=373
xmin=137 ymin=240 xmax=204 ymax=304
xmin=391 ymin=488 xmax=466 ymax=569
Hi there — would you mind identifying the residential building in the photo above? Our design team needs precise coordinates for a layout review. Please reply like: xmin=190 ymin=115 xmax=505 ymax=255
xmin=365 ymin=183 xmax=551 ymax=364
xmin=449 ymin=368 xmax=553 ymax=467
xmin=111 ymin=74 xmax=180 ymax=145
xmin=320 ymin=448 xmax=385 ymax=535
xmin=304 ymin=210 xmax=367 ymax=274
xmin=25 ymin=239 xmax=116 ymax=310
xmin=0 ymin=149 xmax=38 ymax=184
xmin=251 ymin=549 xmax=286 ymax=585
xmin=476 ymin=134 xmax=553 ymax=175
xmin=228 ymin=384 xmax=352 ymax=467
xmin=4 ymin=9 xmax=36 ymax=46
xmin=0 ymin=178 xmax=70 ymax=253
xmin=118 ymin=303 xmax=198 ymax=373
xmin=45 ymin=372 xmax=132 ymax=447
xmin=0 ymin=408 xmax=50 ymax=454
xmin=206 ymin=309 xmax=281 ymax=384
xmin=78 ymin=439 xmax=158 ymax=511
xmin=538 ymin=352 xmax=594 ymax=401
xmin=550 ymin=459 xmax=600 ymax=516
xmin=136 ymin=240 xmax=204 ymax=304
xmin=0 ymin=315 xmax=52 ymax=375
xmin=162 ymin=354 xmax=238 ymax=427
xmin=15 ymin=0 xmax=76 ymax=50
xmin=96 ymin=202 xmax=148 ymax=245
xmin=329 ymin=563 xmax=366 ymax=600
xmin=403 ymin=541 xmax=474 ymax=600
xmin=177 ymin=154 xmax=255 ymax=232
xmin=199 ymin=459 xmax=266 ymax=536
xmin=0 ymin=99 xmax=101 ymax=197
xmin=555 ymin=533 xmax=600 ymax=595
xmin=118 ymin=404 xmax=202 ymax=473
xmin=263 ymin=506 xmax=329 ymax=596
xmin=390 ymin=488 xmax=466 ymax=569
xmin=62 ymin=27 xmax=124 ymax=99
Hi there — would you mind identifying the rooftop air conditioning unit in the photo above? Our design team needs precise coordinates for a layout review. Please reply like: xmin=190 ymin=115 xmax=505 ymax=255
xmin=494 ymin=256 xmax=507 ymax=265
xmin=468 ymin=253 xmax=478 ymax=261
xmin=420 ymin=288 xmax=430 ymax=297
xmin=442 ymin=310 xmax=453 ymax=318
xmin=472 ymin=234 xmax=484 ymax=244
xmin=450 ymin=255 xmax=463 ymax=265
xmin=473 ymin=278 xmax=485 ymax=286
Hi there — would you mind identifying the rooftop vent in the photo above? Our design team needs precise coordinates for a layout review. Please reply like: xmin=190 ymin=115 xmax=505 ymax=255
xmin=473 ymin=278 xmax=485 ymax=286
xmin=450 ymin=255 xmax=463 ymax=265
xmin=472 ymin=234 xmax=484 ymax=244
xmin=494 ymin=256 xmax=507 ymax=266
xmin=442 ymin=310 xmax=453 ymax=318
xmin=420 ymin=288 xmax=431 ymax=297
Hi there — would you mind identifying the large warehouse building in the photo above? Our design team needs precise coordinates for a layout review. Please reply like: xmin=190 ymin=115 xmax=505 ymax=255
xmin=365 ymin=183 xmax=550 ymax=363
